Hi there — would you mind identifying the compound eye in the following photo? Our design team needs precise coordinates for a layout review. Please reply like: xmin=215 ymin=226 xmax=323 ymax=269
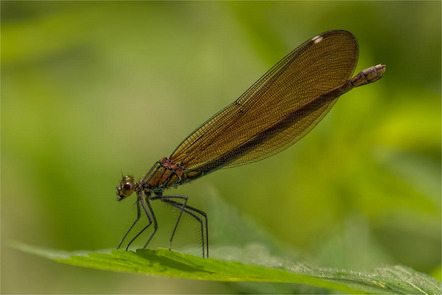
xmin=122 ymin=181 xmax=134 ymax=196
xmin=117 ymin=176 xmax=135 ymax=200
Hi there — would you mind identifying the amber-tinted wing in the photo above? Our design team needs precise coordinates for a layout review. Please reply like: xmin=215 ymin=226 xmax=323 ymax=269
xmin=170 ymin=30 xmax=358 ymax=172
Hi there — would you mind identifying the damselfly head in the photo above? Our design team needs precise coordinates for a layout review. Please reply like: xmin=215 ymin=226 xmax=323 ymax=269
xmin=116 ymin=175 xmax=135 ymax=201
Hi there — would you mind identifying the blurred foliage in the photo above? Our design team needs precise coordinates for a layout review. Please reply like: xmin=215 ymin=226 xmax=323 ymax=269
xmin=2 ymin=1 xmax=440 ymax=294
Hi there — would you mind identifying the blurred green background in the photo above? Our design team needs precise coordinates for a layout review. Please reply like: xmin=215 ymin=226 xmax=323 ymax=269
xmin=2 ymin=1 xmax=440 ymax=293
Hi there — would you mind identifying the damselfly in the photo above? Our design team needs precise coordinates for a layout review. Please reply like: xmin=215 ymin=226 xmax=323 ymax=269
xmin=116 ymin=30 xmax=386 ymax=258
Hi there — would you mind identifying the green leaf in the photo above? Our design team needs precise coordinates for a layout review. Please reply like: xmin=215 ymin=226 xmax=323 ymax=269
xmin=13 ymin=242 xmax=441 ymax=294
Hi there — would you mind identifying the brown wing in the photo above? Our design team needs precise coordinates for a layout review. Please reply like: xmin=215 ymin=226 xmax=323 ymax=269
xmin=170 ymin=30 xmax=358 ymax=172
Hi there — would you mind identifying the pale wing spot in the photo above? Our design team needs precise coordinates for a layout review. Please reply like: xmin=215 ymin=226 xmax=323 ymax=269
xmin=312 ymin=35 xmax=323 ymax=44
